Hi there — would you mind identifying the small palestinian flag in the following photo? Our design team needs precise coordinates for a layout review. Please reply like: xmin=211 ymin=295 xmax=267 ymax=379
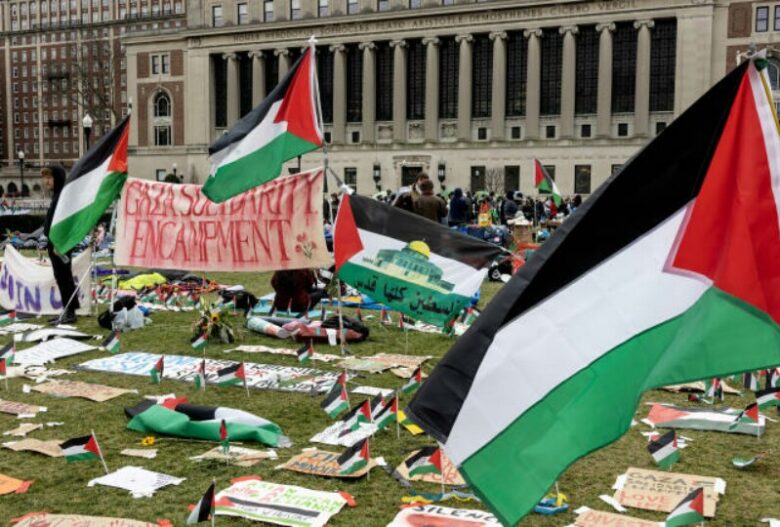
xmin=150 ymin=356 xmax=164 ymax=384
xmin=186 ymin=481 xmax=215 ymax=525
xmin=665 ymin=487 xmax=705 ymax=527
xmin=375 ymin=396 xmax=398 ymax=431
xmin=194 ymin=359 xmax=207 ymax=391
xmin=380 ymin=307 xmax=391 ymax=326
xmin=101 ymin=332 xmax=120 ymax=354
xmin=0 ymin=342 xmax=15 ymax=365
xmin=340 ymin=399 xmax=372 ymax=433
xmin=647 ymin=430 xmax=680 ymax=470
xmin=336 ymin=370 xmax=347 ymax=388
xmin=704 ymin=377 xmax=724 ymax=402
xmin=369 ymin=394 xmax=387 ymax=420
xmin=219 ymin=419 xmax=229 ymax=453
xmin=756 ymin=387 xmax=780 ymax=409
xmin=0 ymin=310 xmax=16 ymax=326
xmin=401 ymin=367 xmax=423 ymax=395
xmin=60 ymin=434 xmax=101 ymax=462
xmin=765 ymin=368 xmax=780 ymax=389
xmin=191 ymin=332 xmax=208 ymax=352
xmin=296 ymin=341 xmax=313 ymax=364
xmin=215 ymin=363 xmax=245 ymax=387
xmin=337 ymin=438 xmax=370 ymax=476
xmin=533 ymin=159 xmax=562 ymax=207
xmin=729 ymin=402 xmax=759 ymax=429
xmin=743 ymin=371 xmax=760 ymax=391
xmin=321 ymin=383 xmax=349 ymax=419
xmin=405 ymin=446 xmax=443 ymax=477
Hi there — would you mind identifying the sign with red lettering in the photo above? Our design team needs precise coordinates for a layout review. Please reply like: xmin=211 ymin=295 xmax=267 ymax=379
xmin=115 ymin=170 xmax=330 ymax=272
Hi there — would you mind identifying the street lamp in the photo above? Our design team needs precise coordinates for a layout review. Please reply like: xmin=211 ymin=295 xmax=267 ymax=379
xmin=17 ymin=150 xmax=25 ymax=197
xmin=372 ymin=162 xmax=381 ymax=191
xmin=82 ymin=113 xmax=93 ymax=152
xmin=437 ymin=162 xmax=446 ymax=190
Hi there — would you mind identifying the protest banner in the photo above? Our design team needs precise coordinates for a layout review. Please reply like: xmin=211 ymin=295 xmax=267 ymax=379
xmin=115 ymin=170 xmax=330 ymax=272
xmin=396 ymin=449 xmax=465 ymax=486
xmin=215 ymin=479 xmax=346 ymax=527
xmin=190 ymin=445 xmax=277 ymax=467
xmin=13 ymin=338 xmax=96 ymax=366
xmin=612 ymin=467 xmax=724 ymax=517
xmin=87 ymin=466 xmax=184 ymax=498
xmin=571 ymin=508 xmax=663 ymax=527
xmin=0 ymin=246 xmax=91 ymax=315
xmin=0 ymin=399 xmax=46 ymax=417
xmin=12 ymin=513 xmax=157 ymax=527
xmin=2 ymin=423 xmax=43 ymax=437
xmin=370 ymin=353 xmax=431 ymax=369
xmin=32 ymin=380 xmax=134 ymax=402
xmin=645 ymin=403 xmax=765 ymax=436
xmin=278 ymin=449 xmax=375 ymax=478
xmin=3 ymin=438 xmax=63 ymax=457
xmin=387 ymin=505 xmax=501 ymax=527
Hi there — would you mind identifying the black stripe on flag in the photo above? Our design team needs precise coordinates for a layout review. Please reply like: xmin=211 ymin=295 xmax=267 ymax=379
xmin=336 ymin=438 xmax=368 ymax=466
xmin=188 ymin=482 xmax=215 ymax=524
xmin=59 ymin=435 xmax=93 ymax=450
xmin=404 ymin=445 xmax=438 ymax=469
xmin=407 ymin=61 xmax=750 ymax=444
xmin=66 ymin=115 xmax=130 ymax=182
xmin=647 ymin=430 xmax=676 ymax=455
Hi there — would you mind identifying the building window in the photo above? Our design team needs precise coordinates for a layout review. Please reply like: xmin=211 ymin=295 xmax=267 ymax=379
xmin=351 ymin=131 xmax=360 ymax=143
xmin=290 ymin=0 xmax=301 ymax=19
xmin=649 ymin=19 xmax=676 ymax=112
xmin=162 ymin=55 xmax=170 ymax=74
xmin=477 ymin=127 xmax=487 ymax=140
xmin=580 ymin=123 xmax=591 ymax=138
xmin=756 ymin=6 xmax=769 ymax=32
xmin=346 ymin=44 xmax=363 ymax=122
xmin=406 ymin=39 xmax=426 ymax=120
xmin=211 ymin=5 xmax=223 ymax=27
xmin=775 ymin=6 xmax=780 ymax=31
xmin=611 ymin=23 xmax=637 ymax=113
xmin=472 ymin=34 xmax=492 ymax=118
xmin=213 ymin=54 xmax=227 ymax=127
xmin=655 ymin=121 xmax=667 ymax=135
xmin=766 ymin=59 xmax=780 ymax=114
xmin=265 ymin=52 xmax=279 ymax=97
xmin=319 ymin=0 xmax=328 ymax=17
xmin=153 ymin=92 xmax=172 ymax=146
xmin=317 ymin=47 xmax=334 ymax=123
xmin=510 ymin=126 xmax=521 ymax=139
xmin=344 ymin=167 xmax=357 ymax=192
xmin=439 ymin=37 xmax=459 ymax=119
xmin=575 ymin=25 xmax=599 ymax=114
xmin=442 ymin=0 xmax=454 ymax=4
xmin=545 ymin=125 xmax=556 ymax=138
xmin=540 ymin=28 xmax=563 ymax=115
xmin=574 ymin=165 xmax=591 ymax=194
xmin=237 ymin=2 xmax=248 ymax=24
xmin=506 ymin=31 xmax=527 ymax=117
xmin=504 ymin=166 xmax=520 ymax=192
xmin=156 ymin=169 xmax=167 ymax=181
xmin=264 ymin=0 xmax=273 ymax=21
xmin=617 ymin=122 xmax=629 ymax=136
xmin=375 ymin=42 xmax=393 ymax=120
xmin=348 ymin=0 xmax=358 ymax=13
xmin=378 ymin=0 xmax=389 ymax=11
xmin=470 ymin=166 xmax=486 ymax=191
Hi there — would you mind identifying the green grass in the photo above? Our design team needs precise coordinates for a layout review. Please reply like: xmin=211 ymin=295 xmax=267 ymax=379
xmin=0 ymin=270 xmax=777 ymax=526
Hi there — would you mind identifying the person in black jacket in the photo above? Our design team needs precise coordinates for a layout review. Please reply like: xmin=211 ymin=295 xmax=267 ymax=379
xmin=42 ymin=164 xmax=80 ymax=324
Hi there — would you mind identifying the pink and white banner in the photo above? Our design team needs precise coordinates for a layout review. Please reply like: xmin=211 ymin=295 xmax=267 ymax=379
xmin=115 ymin=169 xmax=329 ymax=272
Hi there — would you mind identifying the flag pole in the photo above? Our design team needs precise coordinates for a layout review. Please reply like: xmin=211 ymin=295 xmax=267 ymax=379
xmin=56 ymin=256 xmax=94 ymax=325
xmin=211 ymin=477 xmax=217 ymax=527
xmin=243 ymin=362 xmax=250 ymax=398
xmin=366 ymin=437 xmax=371 ymax=482
xmin=91 ymin=429 xmax=110 ymax=475
xmin=395 ymin=390 xmax=401 ymax=441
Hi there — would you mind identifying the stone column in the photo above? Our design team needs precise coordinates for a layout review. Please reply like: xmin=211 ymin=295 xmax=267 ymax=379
xmin=489 ymin=31 xmax=507 ymax=141
xmin=224 ymin=52 xmax=240 ymax=126
xmin=390 ymin=39 xmax=407 ymax=142
xmin=633 ymin=19 xmax=654 ymax=138
xmin=276 ymin=48 xmax=291 ymax=78
xmin=559 ymin=25 xmax=578 ymax=139
xmin=455 ymin=33 xmax=473 ymax=142
xmin=596 ymin=22 xmax=615 ymax=138
xmin=524 ymin=28 xmax=542 ymax=140
xmin=423 ymin=36 xmax=440 ymax=143
xmin=359 ymin=42 xmax=376 ymax=143
xmin=250 ymin=50 xmax=266 ymax=107
xmin=331 ymin=44 xmax=347 ymax=144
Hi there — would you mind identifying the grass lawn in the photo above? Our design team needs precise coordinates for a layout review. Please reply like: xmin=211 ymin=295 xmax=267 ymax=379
xmin=0 ymin=268 xmax=777 ymax=526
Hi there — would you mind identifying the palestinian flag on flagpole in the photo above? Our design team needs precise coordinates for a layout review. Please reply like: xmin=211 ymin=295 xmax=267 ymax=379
xmin=219 ymin=419 xmax=229 ymax=454
xmin=375 ymin=396 xmax=398 ymax=431
xmin=646 ymin=430 xmax=680 ymax=470
xmin=215 ymin=363 xmax=245 ymax=387
xmin=334 ymin=194 xmax=502 ymax=327
xmin=0 ymin=342 xmax=14 ymax=375
xmin=533 ymin=159 xmax=562 ymax=207
xmin=60 ymin=434 xmax=101 ymax=462
xmin=704 ymin=377 xmax=724 ymax=402
xmin=0 ymin=310 xmax=16 ymax=326
xmin=101 ymin=332 xmax=120 ymax=354
xmin=194 ymin=359 xmax=207 ymax=391
xmin=191 ymin=332 xmax=208 ymax=352
xmin=401 ymin=367 xmax=423 ymax=395
xmin=730 ymin=402 xmax=760 ymax=429
xmin=150 ymin=356 xmax=164 ymax=384
xmin=340 ymin=399 xmax=372 ymax=433
xmin=764 ymin=368 xmax=780 ymax=389
xmin=756 ymin=387 xmax=780 ymax=409
xmin=337 ymin=438 xmax=370 ymax=476
xmin=203 ymin=46 xmax=322 ymax=203
xmin=665 ymin=487 xmax=705 ymax=527
xmin=186 ymin=481 xmax=215 ymax=525
xmin=407 ymin=54 xmax=780 ymax=526
xmin=321 ymin=383 xmax=349 ymax=419
xmin=405 ymin=446 xmax=443 ymax=477
xmin=296 ymin=341 xmax=313 ymax=364
xmin=48 ymin=115 xmax=130 ymax=254
xmin=743 ymin=372 xmax=760 ymax=391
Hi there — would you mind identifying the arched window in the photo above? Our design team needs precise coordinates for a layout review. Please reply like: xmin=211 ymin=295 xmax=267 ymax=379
xmin=7 ymin=182 xmax=18 ymax=196
xmin=152 ymin=91 xmax=172 ymax=146
xmin=154 ymin=92 xmax=170 ymax=118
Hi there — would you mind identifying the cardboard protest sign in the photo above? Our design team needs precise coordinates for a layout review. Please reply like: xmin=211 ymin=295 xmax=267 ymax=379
xmin=16 ymin=327 xmax=91 ymax=343
xmin=570 ymin=507 xmax=663 ymax=527
xmin=14 ymin=338 xmax=96 ymax=365
xmin=337 ymin=357 xmax=392 ymax=373
xmin=2 ymin=423 xmax=43 ymax=437
xmin=310 ymin=420 xmax=377 ymax=448
xmin=646 ymin=403 xmax=765 ymax=436
xmin=3 ymin=438 xmax=63 ymax=457
xmin=12 ymin=513 xmax=156 ymax=527
xmin=0 ymin=245 xmax=91 ymax=315
xmin=612 ymin=467 xmax=724 ymax=517
xmin=278 ymin=448 xmax=374 ymax=478
xmin=0 ymin=399 xmax=46 ymax=417
xmin=121 ymin=448 xmax=158 ymax=459
xmin=387 ymin=505 xmax=501 ymax=526
xmin=215 ymin=479 xmax=346 ymax=527
xmin=0 ymin=473 xmax=27 ymax=495
xmin=226 ymin=344 xmax=342 ymax=363
xmin=396 ymin=449 xmax=465 ymax=486
xmin=663 ymin=381 xmax=739 ymax=395
xmin=0 ymin=322 xmax=43 ymax=335
xmin=370 ymin=353 xmax=431 ymax=369
xmin=115 ymin=170 xmax=330 ymax=272
xmin=87 ymin=466 xmax=184 ymax=498
xmin=190 ymin=445 xmax=277 ymax=467
xmin=32 ymin=380 xmax=134 ymax=402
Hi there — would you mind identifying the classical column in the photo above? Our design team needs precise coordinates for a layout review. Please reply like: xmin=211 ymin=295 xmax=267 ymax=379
xmin=360 ymin=42 xmax=376 ymax=143
xmin=559 ymin=25 xmax=578 ymax=139
xmin=455 ymin=33 xmax=473 ymax=142
xmin=633 ymin=19 xmax=654 ymax=138
xmin=390 ymin=39 xmax=407 ymax=142
xmin=250 ymin=50 xmax=266 ymax=107
xmin=330 ymin=44 xmax=347 ymax=145
xmin=224 ymin=52 xmax=240 ymax=126
xmin=423 ymin=36 xmax=440 ymax=143
xmin=276 ymin=48 xmax=291 ymax=78
xmin=596 ymin=22 xmax=615 ymax=138
xmin=489 ymin=31 xmax=508 ymax=141
xmin=524 ymin=28 xmax=542 ymax=140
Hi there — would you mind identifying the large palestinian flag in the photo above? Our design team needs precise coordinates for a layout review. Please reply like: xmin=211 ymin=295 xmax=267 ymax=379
xmin=407 ymin=55 xmax=780 ymax=526
xmin=49 ymin=115 xmax=130 ymax=254
xmin=125 ymin=399 xmax=287 ymax=447
xmin=334 ymin=194 xmax=503 ymax=327
xmin=534 ymin=159 xmax=562 ymax=206
xmin=203 ymin=46 xmax=322 ymax=203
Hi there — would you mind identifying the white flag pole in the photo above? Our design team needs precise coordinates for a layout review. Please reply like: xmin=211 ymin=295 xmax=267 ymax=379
xmin=91 ymin=429 xmax=110 ymax=475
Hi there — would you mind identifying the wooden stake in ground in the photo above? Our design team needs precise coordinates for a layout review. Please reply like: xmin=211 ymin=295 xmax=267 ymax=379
xmin=91 ymin=429 xmax=110 ymax=475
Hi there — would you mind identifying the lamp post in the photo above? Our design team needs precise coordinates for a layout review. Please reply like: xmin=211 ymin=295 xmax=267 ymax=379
xmin=372 ymin=162 xmax=381 ymax=191
xmin=82 ymin=113 xmax=93 ymax=152
xmin=17 ymin=150 xmax=25 ymax=197
xmin=437 ymin=162 xmax=446 ymax=191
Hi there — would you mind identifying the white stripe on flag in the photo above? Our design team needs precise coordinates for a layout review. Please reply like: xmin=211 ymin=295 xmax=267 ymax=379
xmin=51 ymin=156 xmax=112 ymax=225
xmin=751 ymin=61 xmax=780 ymax=231
xmin=652 ymin=442 xmax=677 ymax=463
xmin=62 ymin=445 xmax=88 ymax=457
